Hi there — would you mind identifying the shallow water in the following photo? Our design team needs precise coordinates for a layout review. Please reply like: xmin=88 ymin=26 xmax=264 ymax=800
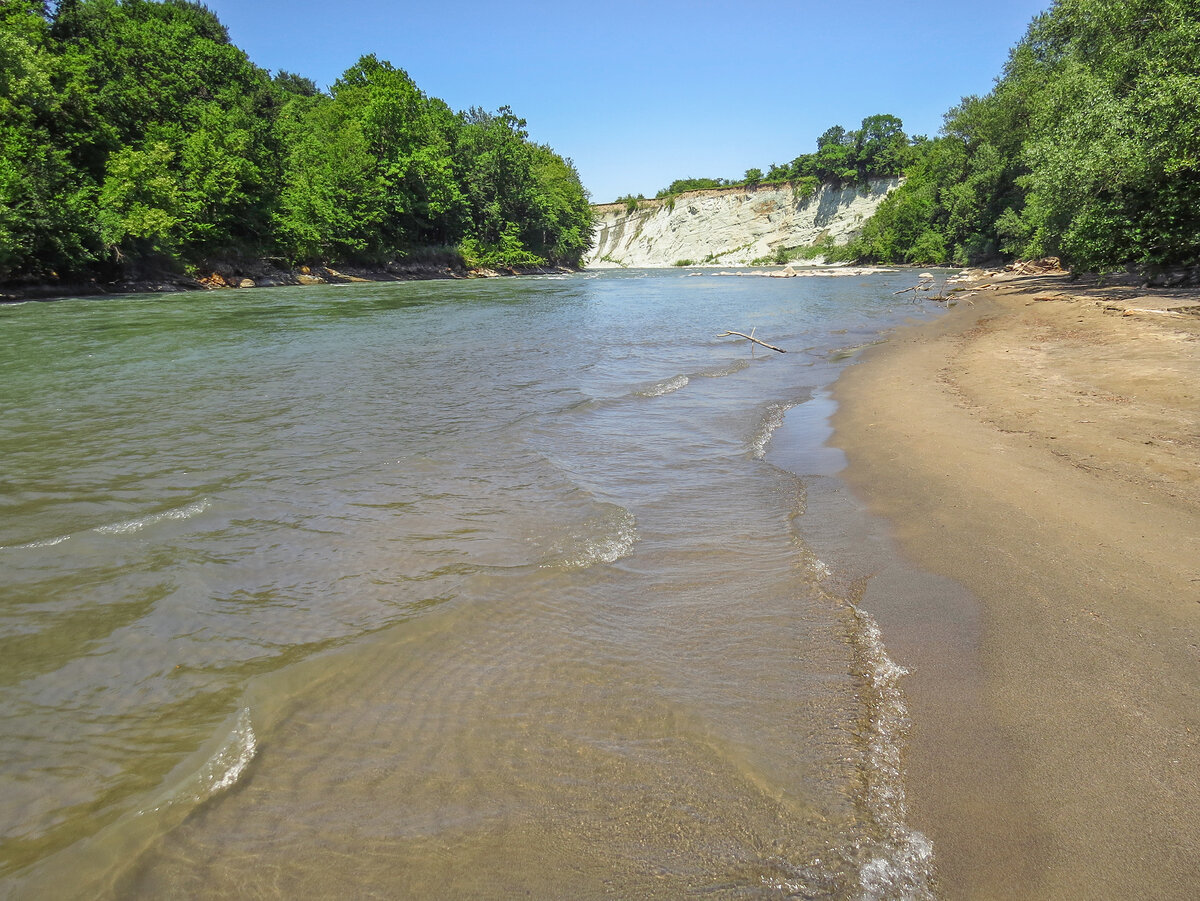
xmin=0 ymin=270 xmax=942 ymax=898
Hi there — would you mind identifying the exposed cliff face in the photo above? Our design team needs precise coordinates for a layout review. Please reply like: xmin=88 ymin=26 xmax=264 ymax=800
xmin=586 ymin=178 xmax=900 ymax=268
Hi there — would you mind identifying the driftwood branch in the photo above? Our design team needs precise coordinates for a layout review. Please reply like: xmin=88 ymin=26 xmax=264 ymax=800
xmin=894 ymin=273 xmax=958 ymax=301
xmin=716 ymin=330 xmax=786 ymax=353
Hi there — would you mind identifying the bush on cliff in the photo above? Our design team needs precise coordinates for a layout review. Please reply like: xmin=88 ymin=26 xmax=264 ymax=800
xmin=651 ymin=115 xmax=914 ymax=203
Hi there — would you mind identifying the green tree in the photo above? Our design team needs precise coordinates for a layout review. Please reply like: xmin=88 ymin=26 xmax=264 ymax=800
xmin=456 ymin=106 xmax=539 ymax=259
xmin=854 ymin=114 xmax=909 ymax=179
xmin=273 ymin=69 xmax=318 ymax=97
xmin=853 ymin=0 xmax=1200 ymax=272
xmin=812 ymin=125 xmax=857 ymax=182
xmin=764 ymin=163 xmax=790 ymax=183
xmin=330 ymin=55 xmax=466 ymax=248
xmin=52 ymin=0 xmax=279 ymax=262
xmin=272 ymin=91 xmax=387 ymax=261
xmin=0 ymin=0 xmax=595 ymax=281
xmin=0 ymin=1 xmax=100 ymax=279
xmin=527 ymin=144 xmax=593 ymax=264
xmin=1006 ymin=0 xmax=1200 ymax=269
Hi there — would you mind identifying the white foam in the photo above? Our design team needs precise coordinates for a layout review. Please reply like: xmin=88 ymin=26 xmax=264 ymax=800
xmin=636 ymin=374 xmax=689 ymax=397
xmin=748 ymin=402 xmax=796 ymax=460
xmin=541 ymin=505 xmax=639 ymax=569
xmin=94 ymin=498 xmax=212 ymax=535
xmin=140 ymin=707 xmax=257 ymax=815
xmin=1 ymin=533 xmax=72 ymax=550
xmin=859 ymin=834 xmax=935 ymax=901
xmin=850 ymin=606 xmax=936 ymax=901
xmin=1 ymin=498 xmax=211 ymax=550
xmin=200 ymin=707 xmax=258 ymax=796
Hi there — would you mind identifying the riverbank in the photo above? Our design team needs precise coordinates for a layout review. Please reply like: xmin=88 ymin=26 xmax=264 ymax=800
xmin=832 ymin=271 xmax=1200 ymax=898
xmin=0 ymin=258 xmax=575 ymax=303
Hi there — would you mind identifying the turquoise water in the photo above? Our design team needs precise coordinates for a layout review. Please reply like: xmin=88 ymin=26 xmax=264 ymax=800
xmin=0 ymin=270 xmax=941 ymax=898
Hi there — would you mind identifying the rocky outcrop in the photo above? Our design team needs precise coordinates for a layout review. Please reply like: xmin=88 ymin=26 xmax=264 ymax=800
xmin=586 ymin=178 xmax=900 ymax=268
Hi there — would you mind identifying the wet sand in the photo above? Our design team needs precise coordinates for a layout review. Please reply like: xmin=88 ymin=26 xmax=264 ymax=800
xmin=833 ymin=272 xmax=1200 ymax=899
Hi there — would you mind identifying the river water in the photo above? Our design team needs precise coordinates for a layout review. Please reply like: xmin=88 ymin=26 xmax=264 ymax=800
xmin=0 ymin=270 xmax=943 ymax=898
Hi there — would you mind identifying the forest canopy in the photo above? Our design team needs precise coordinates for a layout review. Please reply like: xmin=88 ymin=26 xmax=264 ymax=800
xmin=0 ymin=0 xmax=594 ymax=283
xmin=849 ymin=0 xmax=1200 ymax=272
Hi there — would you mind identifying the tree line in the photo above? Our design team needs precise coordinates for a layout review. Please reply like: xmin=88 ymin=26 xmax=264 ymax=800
xmin=614 ymin=0 xmax=1197 ymax=275
xmin=850 ymin=0 xmax=1200 ymax=272
xmin=0 ymin=0 xmax=595 ymax=284
xmin=614 ymin=113 xmax=912 ymax=210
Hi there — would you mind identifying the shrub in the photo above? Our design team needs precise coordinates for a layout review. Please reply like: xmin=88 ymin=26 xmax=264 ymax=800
xmin=615 ymin=193 xmax=645 ymax=215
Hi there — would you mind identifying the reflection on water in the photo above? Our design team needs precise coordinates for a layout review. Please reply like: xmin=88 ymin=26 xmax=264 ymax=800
xmin=0 ymin=271 xmax=942 ymax=897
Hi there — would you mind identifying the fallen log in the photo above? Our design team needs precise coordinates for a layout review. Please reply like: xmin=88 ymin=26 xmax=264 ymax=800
xmin=716 ymin=329 xmax=786 ymax=353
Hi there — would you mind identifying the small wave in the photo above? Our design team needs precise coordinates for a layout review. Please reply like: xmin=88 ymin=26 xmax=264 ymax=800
xmin=141 ymin=707 xmax=257 ymax=815
xmin=635 ymin=375 xmax=689 ymax=398
xmin=196 ymin=707 xmax=258 ymax=797
xmin=94 ymin=498 xmax=212 ymax=536
xmin=849 ymin=606 xmax=935 ymax=901
xmin=0 ymin=498 xmax=211 ymax=550
xmin=539 ymin=504 xmax=639 ymax=569
xmin=1 ymin=533 xmax=73 ymax=551
xmin=747 ymin=402 xmax=796 ymax=460
xmin=696 ymin=359 xmax=752 ymax=379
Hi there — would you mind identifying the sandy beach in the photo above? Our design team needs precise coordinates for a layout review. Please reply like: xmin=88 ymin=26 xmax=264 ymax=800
xmin=833 ymin=271 xmax=1200 ymax=899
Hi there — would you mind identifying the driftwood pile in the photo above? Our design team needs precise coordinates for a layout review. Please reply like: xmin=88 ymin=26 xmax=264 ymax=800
xmin=1007 ymin=257 xmax=1065 ymax=275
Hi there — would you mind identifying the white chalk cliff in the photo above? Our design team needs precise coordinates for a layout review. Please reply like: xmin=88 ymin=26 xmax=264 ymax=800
xmin=586 ymin=178 xmax=900 ymax=268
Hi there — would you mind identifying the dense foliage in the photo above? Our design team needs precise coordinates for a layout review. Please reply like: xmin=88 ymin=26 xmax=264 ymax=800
xmin=0 ymin=0 xmax=593 ymax=283
xmin=758 ymin=115 xmax=912 ymax=188
xmin=851 ymin=0 xmax=1200 ymax=271
xmin=634 ymin=114 xmax=913 ymax=205
xmin=656 ymin=177 xmax=726 ymax=196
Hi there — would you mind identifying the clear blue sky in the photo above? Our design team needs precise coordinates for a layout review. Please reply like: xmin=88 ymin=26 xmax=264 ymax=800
xmin=201 ymin=0 xmax=1051 ymax=203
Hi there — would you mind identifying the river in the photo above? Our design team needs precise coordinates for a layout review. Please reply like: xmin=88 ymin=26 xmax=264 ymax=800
xmin=0 ymin=269 xmax=944 ymax=898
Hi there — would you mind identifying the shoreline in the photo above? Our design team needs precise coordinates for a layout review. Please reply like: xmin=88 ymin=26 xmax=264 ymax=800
xmin=0 ymin=260 xmax=578 ymax=304
xmin=831 ymin=272 xmax=1200 ymax=898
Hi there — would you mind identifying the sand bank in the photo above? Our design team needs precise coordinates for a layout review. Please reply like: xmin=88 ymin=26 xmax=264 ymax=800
xmin=833 ymin=272 xmax=1200 ymax=899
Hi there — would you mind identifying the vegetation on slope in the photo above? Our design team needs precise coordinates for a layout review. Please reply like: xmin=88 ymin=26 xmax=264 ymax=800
xmin=607 ymin=0 xmax=1197 ymax=276
xmin=611 ymin=114 xmax=914 ymax=211
xmin=0 ymin=0 xmax=594 ymax=285
xmin=849 ymin=0 xmax=1200 ymax=272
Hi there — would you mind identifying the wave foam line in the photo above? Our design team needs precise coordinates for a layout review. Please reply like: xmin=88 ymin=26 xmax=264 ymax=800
xmin=850 ymin=605 xmax=935 ymax=901
xmin=636 ymin=374 xmax=689 ymax=398
xmin=1 ymin=533 xmax=73 ymax=550
xmin=697 ymin=358 xmax=752 ymax=379
xmin=197 ymin=707 xmax=258 ymax=797
xmin=540 ymin=505 xmax=639 ymax=570
xmin=748 ymin=402 xmax=796 ymax=460
xmin=140 ymin=707 xmax=257 ymax=816
xmin=93 ymin=497 xmax=212 ymax=536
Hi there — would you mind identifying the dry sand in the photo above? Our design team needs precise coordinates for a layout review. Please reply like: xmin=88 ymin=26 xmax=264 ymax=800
xmin=833 ymin=272 xmax=1200 ymax=899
